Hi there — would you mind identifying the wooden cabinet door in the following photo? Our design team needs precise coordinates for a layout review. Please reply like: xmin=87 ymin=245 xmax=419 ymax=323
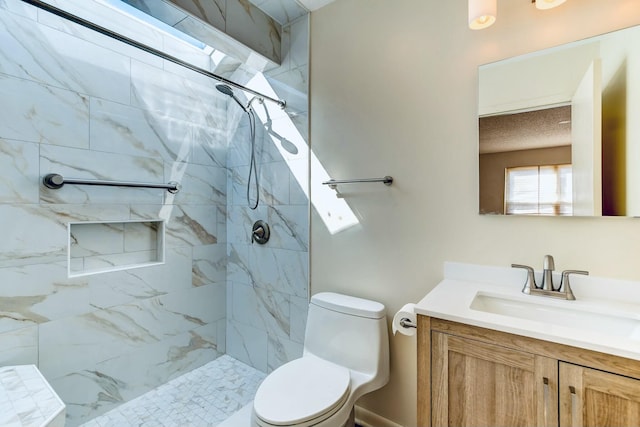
xmin=560 ymin=362 xmax=640 ymax=427
xmin=432 ymin=331 xmax=558 ymax=427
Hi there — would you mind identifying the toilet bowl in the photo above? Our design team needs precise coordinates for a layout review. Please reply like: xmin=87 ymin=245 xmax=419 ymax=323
xmin=251 ymin=292 xmax=389 ymax=427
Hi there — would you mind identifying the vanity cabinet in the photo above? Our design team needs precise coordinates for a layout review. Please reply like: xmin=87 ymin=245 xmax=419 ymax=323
xmin=559 ymin=363 xmax=640 ymax=426
xmin=418 ymin=316 xmax=640 ymax=427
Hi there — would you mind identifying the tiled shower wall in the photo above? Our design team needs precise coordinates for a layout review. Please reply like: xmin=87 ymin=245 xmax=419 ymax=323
xmin=225 ymin=15 xmax=310 ymax=373
xmin=0 ymin=1 xmax=230 ymax=425
xmin=0 ymin=0 xmax=309 ymax=424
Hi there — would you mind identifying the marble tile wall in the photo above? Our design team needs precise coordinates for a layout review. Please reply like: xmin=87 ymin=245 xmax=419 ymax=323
xmin=225 ymin=14 xmax=310 ymax=373
xmin=0 ymin=0 xmax=232 ymax=425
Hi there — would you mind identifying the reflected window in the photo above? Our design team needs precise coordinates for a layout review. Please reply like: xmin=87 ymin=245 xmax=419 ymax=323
xmin=505 ymin=165 xmax=572 ymax=215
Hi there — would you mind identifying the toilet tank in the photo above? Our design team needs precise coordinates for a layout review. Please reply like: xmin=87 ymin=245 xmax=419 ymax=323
xmin=303 ymin=293 xmax=389 ymax=381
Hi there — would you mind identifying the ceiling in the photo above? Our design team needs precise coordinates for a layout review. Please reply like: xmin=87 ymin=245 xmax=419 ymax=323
xmin=479 ymin=105 xmax=572 ymax=154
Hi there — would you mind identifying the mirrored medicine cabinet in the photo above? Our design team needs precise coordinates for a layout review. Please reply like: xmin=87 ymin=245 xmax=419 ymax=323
xmin=478 ymin=24 xmax=640 ymax=217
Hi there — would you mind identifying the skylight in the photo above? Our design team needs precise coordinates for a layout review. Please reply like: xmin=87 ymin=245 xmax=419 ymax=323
xmin=100 ymin=0 xmax=210 ymax=52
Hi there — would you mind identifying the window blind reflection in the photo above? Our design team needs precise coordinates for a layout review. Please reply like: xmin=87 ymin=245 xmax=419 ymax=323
xmin=505 ymin=165 xmax=573 ymax=215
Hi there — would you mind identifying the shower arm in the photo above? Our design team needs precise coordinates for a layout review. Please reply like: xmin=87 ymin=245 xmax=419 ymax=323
xmin=19 ymin=0 xmax=287 ymax=110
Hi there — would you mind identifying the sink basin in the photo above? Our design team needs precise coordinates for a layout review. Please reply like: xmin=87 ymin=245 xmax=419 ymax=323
xmin=470 ymin=292 xmax=640 ymax=340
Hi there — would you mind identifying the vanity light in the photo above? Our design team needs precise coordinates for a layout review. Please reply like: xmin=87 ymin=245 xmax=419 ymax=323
xmin=470 ymin=0 xmax=568 ymax=30
xmin=468 ymin=0 xmax=497 ymax=30
xmin=534 ymin=0 xmax=567 ymax=10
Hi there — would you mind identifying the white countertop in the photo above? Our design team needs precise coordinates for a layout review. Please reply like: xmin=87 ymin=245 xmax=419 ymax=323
xmin=415 ymin=262 xmax=640 ymax=361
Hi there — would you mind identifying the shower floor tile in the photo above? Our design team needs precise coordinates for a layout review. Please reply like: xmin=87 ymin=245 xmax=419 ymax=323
xmin=80 ymin=355 xmax=266 ymax=427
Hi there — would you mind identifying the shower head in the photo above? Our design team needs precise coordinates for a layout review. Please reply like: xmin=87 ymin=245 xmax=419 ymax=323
xmin=216 ymin=84 xmax=248 ymax=112
xmin=215 ymin=84 xmax=234 ymax=96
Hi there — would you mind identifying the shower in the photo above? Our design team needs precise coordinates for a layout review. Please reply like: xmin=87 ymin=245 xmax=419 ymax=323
xmin=217 ymin=84 xmax=262 ymax=210
xmin=6 ymin=1 xmax=308 ymax=425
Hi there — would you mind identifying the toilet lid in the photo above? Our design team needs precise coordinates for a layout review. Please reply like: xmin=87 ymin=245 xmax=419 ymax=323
xmin=253 ymin=357 xmax=350 ymax=426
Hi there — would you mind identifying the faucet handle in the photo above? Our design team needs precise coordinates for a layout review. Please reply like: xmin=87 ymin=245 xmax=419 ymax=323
xmin=512 ymin=264 xmax=537 ymax=294
xmin=560 ymin=270 xmax=589 ymax=301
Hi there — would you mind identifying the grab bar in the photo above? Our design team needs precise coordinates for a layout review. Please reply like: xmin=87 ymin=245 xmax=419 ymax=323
xmin=322 ymin=176 xmax=393 ymax=190
xmin=43 ymin=173 xmax=181 ymax=194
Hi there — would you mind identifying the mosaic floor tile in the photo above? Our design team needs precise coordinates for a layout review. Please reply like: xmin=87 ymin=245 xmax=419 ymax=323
xmin=80 ymin=355 xmax=265 ymax=427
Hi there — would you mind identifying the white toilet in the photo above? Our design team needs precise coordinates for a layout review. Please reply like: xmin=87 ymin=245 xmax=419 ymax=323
xmin=251 ymin=292 xmax=390 ymax=427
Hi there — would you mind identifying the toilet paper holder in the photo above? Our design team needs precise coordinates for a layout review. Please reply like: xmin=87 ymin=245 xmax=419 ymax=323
xmin=393 ymin=303 xmax=417 ymax=336
xmin=399 ymin=318 xmax=417 ymax=329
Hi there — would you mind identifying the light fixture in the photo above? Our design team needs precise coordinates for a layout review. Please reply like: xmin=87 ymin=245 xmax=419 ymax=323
xmin=468 ymin=0 xmax=497 ymax=30
xmin=534 ymin=0 xmax=567 ymax=10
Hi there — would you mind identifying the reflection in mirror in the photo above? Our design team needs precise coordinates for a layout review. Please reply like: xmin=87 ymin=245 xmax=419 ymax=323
xmin=478 ymin=24 xmax=640 ymax=217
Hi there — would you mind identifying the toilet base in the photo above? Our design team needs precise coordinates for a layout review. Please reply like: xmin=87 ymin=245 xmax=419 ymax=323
xmin=346 ymin=408 xmax=355 ymax=427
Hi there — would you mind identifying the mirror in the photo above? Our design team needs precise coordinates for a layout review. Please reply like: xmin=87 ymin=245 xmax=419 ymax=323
xmin=478 ymin=24 xmax=640 ymax=216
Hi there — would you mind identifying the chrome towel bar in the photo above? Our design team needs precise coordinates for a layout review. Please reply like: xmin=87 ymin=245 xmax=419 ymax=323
xmin=43 ymin=173 xmax=181 ymax=194
xmin=322 ymin=176 xmax=393 ymax=189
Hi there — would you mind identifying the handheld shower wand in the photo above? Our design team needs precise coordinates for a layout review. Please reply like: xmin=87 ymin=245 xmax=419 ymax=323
xmin=216 ymin=84 xmax=261 ymax=210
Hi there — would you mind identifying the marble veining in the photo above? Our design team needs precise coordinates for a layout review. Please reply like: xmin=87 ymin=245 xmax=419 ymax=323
xmin=192 ymin=244 xmax=227 ymax=286
xmin=0 ymin=73 xmax=90 ymax=149
xmin=165 ymin=162 xmax=227 ymax=205
xmin=0 ymin=326 xmax=38 ymax=366
xmin=250 ymin=246 xmax=308 ymax=298
xmin=0 ymin=139 xmax=39 ymax=204
xmin=39 ymin=284 xmax=226 ymax=379
xmin=267 ymin=334 xmax=302 ymax=373
xmin=52 ymin=323 xmax=222 ymax=425
xmin=170 ymin=0 xmax=226 ymax=31
xmin=89 ymin=98 xmax=194 ymax=164
xmin=227 ymin=320 xmax=268 ymax=371
xmin=231 ymin=283 xmax=290 ymax=338
xmin=0 ymin=9 xmax=132 ymax=104
xmin=130 ymin=60 xmax=225 ymax=128
xmin=131 ymin=204 xmax=218 ymax=248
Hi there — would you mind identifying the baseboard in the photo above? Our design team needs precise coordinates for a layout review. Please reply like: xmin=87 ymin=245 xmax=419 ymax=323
xmin=354 ymin=405 xmax=404 ymax=427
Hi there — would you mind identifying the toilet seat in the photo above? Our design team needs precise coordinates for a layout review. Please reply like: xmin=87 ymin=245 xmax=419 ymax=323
xmin=253 ymin=356 xmax=351 ymax=427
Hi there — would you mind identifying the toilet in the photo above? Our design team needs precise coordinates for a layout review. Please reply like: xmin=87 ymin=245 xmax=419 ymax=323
xmin=251 ymin=292 xmax=390 ymax=427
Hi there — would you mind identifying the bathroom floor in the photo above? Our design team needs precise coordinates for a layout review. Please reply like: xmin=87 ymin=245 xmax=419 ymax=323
xmin=79 ymin=355 xmax=266 ymax=427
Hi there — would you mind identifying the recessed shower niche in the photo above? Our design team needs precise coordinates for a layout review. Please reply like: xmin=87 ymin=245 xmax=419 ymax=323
xmin=68 ymin=220 xmax=165 ymax=277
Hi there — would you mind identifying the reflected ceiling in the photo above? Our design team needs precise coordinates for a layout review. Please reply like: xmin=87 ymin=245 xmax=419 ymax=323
xmin=479 ymin=106 xmax=572 ymax=154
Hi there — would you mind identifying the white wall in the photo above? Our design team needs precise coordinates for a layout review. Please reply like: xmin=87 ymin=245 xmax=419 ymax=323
xmin=309 ymin=1 xmax=640 ymax=425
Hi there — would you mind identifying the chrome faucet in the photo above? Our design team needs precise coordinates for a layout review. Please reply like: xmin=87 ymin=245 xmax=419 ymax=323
xmin=512 ymin=255 xmax=588 ymax=300
xmin=541 ymin=254 xmax=555 ymax=291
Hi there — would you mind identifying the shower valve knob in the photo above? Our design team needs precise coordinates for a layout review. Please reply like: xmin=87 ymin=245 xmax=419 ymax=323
xmin=251 ymin=220 xmax=270 ymax=244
